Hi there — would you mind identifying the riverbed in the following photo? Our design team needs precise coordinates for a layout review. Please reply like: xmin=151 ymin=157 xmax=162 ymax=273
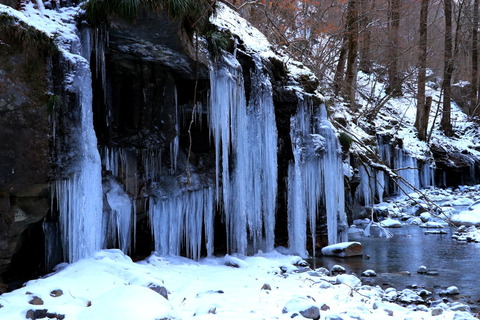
xmin=311 ymin=225 xmax=480 ymax=312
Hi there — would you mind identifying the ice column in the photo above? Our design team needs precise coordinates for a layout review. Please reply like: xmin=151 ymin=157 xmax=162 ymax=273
xmin=104 ymin=178 xmax=134 ymax=253
xmin=54 ymin=29 xmax=103 ymax=262
xmin=149 ymin=188 xmax=214 ymax=259
xmin=317 ymin=106 xmax=348 ymax=245
xmin=288 ymin=103 xmax=347 ymax=257
xmin=394 ymin=148 xmax=420 ymax=195
xmin=209 ymin=54 xmax=278 ymax=254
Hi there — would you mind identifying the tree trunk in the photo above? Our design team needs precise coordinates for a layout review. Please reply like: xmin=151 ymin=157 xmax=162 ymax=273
xmin=471 ymin=0 xmax=479 ymax=115
xmin=333 ymin=37 xmax=348 ymax=94
xmin=345 ymin=0 xmax=358 ymax=103
xmin=358 ymin=0 xmax=373 ymax=73
xmin=387 ymin=0 xmax=402 ymax=96
xmin=415 ymin=0 xmax=429 ymax=141
xmin=441 ymin=0 xmax=453 ymax=136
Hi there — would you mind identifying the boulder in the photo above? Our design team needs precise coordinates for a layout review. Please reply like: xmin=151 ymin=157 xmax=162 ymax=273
xmin=417 ymin=265 xmax=428 ymax=274
xmin=361 ymin=269 xmax=377 ymax=277
xmin=321 ymin=242 xmax=362 ymax=257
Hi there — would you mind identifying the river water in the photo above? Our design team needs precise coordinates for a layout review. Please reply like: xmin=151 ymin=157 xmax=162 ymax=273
xmin=311 ymin=225 xmax=480 ymax=312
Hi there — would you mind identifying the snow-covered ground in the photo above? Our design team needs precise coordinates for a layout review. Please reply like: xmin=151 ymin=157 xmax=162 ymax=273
xmin=0 ymin=249 xmax=477 ymax=320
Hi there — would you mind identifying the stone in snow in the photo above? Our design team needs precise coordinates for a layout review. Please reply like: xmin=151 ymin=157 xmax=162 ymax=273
xmin=321 ymin=242 xmax=362 ymax=257
xmin=396 ymin=289 xmax=423 ymax=303
xmin=282 ymin=297 xmax=319 ymax=320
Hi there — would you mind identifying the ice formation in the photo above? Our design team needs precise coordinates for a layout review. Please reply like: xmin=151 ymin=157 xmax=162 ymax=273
xmin=54 ymin=29 xmax=104 ymax=262
xmin=209 ymin=54 xmax=278 ymax=254
xmin=288 ymin=102 xmax=348 ymax=256
xmin=149 ymin=188 xmax=214 ymax=260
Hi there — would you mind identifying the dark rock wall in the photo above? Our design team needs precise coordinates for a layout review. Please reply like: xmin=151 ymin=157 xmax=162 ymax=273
xmin=0 ymin=28 xmax=53 ymax=280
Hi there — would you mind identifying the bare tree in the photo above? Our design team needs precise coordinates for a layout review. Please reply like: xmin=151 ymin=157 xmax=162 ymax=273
xmin=386 ymin=0 xmax=402 ymax=96
xmin=415 ymin=0 xmax=430 ymax=141
xmin=441 ymin=0 xmax=453 ymax=135
xmin=471 ymin=0 xmax=479 ymax=115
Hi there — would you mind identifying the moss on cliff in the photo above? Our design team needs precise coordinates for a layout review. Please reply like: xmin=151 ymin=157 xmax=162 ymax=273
xmin=0 ymin=12 xmax=57 ymax=54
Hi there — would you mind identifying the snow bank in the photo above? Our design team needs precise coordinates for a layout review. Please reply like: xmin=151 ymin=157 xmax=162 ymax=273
xmin=0 ymin=250 xmax=477 ymax=320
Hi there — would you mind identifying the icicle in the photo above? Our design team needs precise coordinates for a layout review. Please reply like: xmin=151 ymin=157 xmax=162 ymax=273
xmin=376 ymin=170 xmax=385 ymax=203
xmin=104 ymin=178 xmax=133 ymax=253
xmin=394 ymin=148 xmax=420 ymax=195
xmin=419 ymin=160 xmax=435 ymax=188
xmin=149 ymin=188 xmax=214 ymax=259
xmin=43 ymin=221 xmax=62 ymax=271
xmin=140 ymin=149 xmax=162 ymax=182
xmin=209 ymin=54 xmax=278 ymax=254
xmin=287 ymin=102 xmax=347 ymax=257
xmin=355 ymin=166 xmax=373 ymax=206
xmin=170 ymin=85 xmax=179 ymax=174
xmin=101 ymin=146 xmax=139 ymax=196
xmin=54 ymin=29 xmax=103 ymax=262
xmin=317 ymin=105 xmax=348 ymax=245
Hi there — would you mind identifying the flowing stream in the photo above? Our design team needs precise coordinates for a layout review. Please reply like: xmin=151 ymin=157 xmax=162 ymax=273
xmin=312 ymin=225 xmax=480 ymax=312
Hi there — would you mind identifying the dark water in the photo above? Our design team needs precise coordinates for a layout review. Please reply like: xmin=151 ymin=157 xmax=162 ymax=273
xmin=310 ymin=225 xmax=480 ymax=311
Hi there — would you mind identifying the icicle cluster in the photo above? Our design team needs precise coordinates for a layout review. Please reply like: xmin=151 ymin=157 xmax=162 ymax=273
xmin=377 ymin=137 xmax=435 ymax=198
xmin=209 ymin=54 xmax=278 ymax=254
xmin=54 ymin=30 xmax=103 ymax=262
xmin=104 ymin=178 xmax=134 ymax=253
xmin=355 ymin=165 xmax=386 ymax=205
xmin=149 ymin=188 xmax=214 ymax=259
xmin=287 ymin=103 xmax=348 ymax=257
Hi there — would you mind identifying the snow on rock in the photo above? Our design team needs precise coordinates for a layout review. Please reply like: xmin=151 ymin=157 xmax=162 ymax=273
xmin=396 ymin=289 xmax=424 ymax=303
xmin=445 ymin=286 xmax=460 ymax=295
xmin=361 ymin=269 xmax=377 ymax=277
xmin=321 ymin=242 xmax=363 ymax=257
xmin=452 ymin=225 xmax=480 ymax=242
xmin=335 ymin=274 xmax=362 ymax=288
xmin=420 ymin=221 xmax=445 ymax=228
xmin=211 ymin=2 xmax=319 ymax=95
xmin=379 ymin=218 xmax=402 ymax=228
xmin=451 ymin=209 xmax=480 ymax=226
xmin=451 ymin=198 xmax=475 ymax=207
xmin=282 ymin=297 xmax=320 ymax=319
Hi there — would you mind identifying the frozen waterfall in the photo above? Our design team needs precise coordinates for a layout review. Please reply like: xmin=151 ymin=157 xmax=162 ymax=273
xmin=209 ymin=54 xmax=278 ymax=254
xmin=54 ymin=30 xmax=103 ymax=262
xmin=288 ymin=102 xmax=348 ymax=257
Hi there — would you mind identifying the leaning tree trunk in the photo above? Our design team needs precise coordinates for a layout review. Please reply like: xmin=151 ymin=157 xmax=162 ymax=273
xmin=387 ymin=0 xmax=402 ymax=96
xmin=471 ymin=0 xmax=479 ymax=116
xmin=415 ymin=0 xmax=429 ymax=141
xmin=441 ymin=0 xmax=453 ymax=135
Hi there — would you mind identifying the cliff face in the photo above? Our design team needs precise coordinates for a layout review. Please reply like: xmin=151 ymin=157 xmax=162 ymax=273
xmin=0 ymin=22 xmax=53 ymax=278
